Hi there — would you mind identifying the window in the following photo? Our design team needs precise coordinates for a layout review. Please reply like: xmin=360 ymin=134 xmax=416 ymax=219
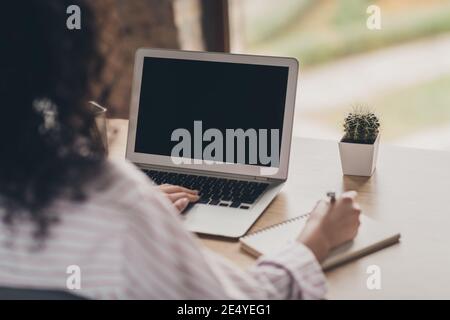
xmin=229 ymin=0 xmax=450 ymax=150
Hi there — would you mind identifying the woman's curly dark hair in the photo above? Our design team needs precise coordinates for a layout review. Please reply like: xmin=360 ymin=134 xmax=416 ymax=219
xmin=0 ymin=1 xmax=106 ymax=240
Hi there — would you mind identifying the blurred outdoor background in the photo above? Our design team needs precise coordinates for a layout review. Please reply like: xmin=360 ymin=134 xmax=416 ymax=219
xmin=229 ymin=0 xmax=450 ymax=150
xmin=94 ymin=0 xmax=450 ymax=151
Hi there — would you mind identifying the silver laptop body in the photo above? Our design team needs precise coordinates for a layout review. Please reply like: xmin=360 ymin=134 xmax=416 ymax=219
xmin=126 ymin=48 xmax=299 ymax=238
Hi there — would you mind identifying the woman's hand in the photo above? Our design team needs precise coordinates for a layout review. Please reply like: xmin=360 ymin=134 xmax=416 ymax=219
xmin=158 ymin=184 xmax=200 ymax=212
xmin=297 ymin=191 xmax=361 ymax=262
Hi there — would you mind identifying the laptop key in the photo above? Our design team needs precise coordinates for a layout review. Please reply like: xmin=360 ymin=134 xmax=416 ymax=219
xmin=141 ymin=169 xmax=268 ymax=208
xmin=230 ymin=202 xmax=241 ymax=208
xmin=221 ymin=195 xmax=232 ymax=201
xmin=211 ymin=193 xmax=222 ymax=200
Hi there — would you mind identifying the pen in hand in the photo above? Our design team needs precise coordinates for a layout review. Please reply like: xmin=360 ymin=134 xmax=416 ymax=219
xmin=326 ymin=191 xmax=336 ymax=204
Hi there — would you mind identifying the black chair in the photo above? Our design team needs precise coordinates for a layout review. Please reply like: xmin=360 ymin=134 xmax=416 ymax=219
xmin=0 ymin=287 xmax=86 ymax=300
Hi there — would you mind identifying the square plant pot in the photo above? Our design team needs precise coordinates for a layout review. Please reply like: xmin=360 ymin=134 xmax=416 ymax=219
xmin=339 ymin=135 xmax=380 ymax=176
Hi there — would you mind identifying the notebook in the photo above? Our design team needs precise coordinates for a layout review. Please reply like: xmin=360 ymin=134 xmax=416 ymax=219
xmin=240 ymin=214 xmax=400 ymax=271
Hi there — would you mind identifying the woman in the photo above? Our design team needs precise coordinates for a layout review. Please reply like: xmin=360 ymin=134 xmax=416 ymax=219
xmin=0 ymin=1 xmax=360 ymax=299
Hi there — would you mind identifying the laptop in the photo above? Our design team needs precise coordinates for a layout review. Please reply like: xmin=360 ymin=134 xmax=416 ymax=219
xmin=126 ymin=48 xmax=299 ymax=238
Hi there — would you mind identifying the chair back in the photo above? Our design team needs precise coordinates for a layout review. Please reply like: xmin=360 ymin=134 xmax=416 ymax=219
xmin=0 ymin=287 xmax=86 ymax=300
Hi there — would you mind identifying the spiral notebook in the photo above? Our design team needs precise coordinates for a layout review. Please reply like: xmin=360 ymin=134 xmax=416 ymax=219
xmin=240 ymin=214 xmax=400 ymax=271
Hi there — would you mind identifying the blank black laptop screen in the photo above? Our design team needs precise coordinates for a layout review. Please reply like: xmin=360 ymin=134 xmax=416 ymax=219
xmin=134 ymin=56 xmax=289 ymax=167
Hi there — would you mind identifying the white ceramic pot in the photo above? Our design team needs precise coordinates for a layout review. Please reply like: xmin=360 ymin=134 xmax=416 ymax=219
xmin=339 ymin=135 xmax=380 ymax=176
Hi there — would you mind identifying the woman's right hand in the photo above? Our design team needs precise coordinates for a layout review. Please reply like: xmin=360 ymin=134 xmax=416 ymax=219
xmin=297 ymin=191 xmax=361 ymax=262
xmin=158 ymin=184 xmax=200 ymax=212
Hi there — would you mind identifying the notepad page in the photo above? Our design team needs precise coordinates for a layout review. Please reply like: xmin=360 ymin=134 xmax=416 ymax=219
xmin=240 ymin=215 xmax=309 ymax=256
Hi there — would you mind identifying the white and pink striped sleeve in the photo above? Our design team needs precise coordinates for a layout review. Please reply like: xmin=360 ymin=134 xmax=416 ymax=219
xmin=118 ymin=176 xmax=327 ymax=300
xmin=202 ymin=243 xmax=327 ymax=300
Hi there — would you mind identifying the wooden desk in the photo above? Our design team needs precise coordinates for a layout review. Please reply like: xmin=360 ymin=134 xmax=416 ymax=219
xmin=107 ymin=119 xmax=450 ymax=299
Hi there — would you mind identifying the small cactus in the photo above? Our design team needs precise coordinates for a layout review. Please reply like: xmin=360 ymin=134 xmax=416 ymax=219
xmin=343 ymin=108 xmax=380 ymax=144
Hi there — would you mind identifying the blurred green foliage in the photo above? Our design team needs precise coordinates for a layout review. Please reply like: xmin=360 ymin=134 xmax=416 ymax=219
xmin=308 ymin=74 xmax=450 ymax=138
xmin=247 ymin=1 xmax=450 ymax=67
xmin=243 ymin=0 xmax=450 ymax=143
xmin=243 ymin=0 xmax=313 ymax=45
xmin=333 ymin=0 xmax=371 ymax=27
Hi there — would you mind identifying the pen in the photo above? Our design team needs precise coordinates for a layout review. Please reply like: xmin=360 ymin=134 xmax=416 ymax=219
xmin=326 ymin=191 xmax=336 ymax=204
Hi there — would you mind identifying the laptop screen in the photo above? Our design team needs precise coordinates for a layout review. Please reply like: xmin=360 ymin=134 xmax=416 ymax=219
xmin=135 ymin=57 xmax=289 ymax=167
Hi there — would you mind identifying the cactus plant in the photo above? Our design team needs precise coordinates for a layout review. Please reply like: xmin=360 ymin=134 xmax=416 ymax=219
xmin=342 ymin=108 xmax=380 ymax=144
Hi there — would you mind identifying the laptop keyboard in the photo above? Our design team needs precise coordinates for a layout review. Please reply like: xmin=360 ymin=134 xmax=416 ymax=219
xmin=142 ymin=169 xmax=269 ymax=209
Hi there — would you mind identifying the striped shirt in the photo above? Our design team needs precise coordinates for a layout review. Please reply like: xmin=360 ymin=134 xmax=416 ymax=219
xmin=0 ymin=159 xmax=327 ymax=299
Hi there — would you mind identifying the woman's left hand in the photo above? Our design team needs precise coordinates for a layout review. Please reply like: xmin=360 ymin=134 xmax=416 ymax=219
xmin=158 ymin=184 xmax=200 ymax=212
